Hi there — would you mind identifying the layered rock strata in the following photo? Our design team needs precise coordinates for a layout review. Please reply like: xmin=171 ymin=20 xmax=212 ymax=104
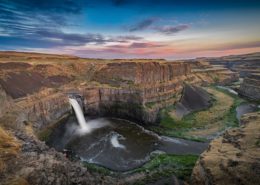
xmin=239 ymin=73 xmax=260 ymax=101
xmin=192 ymin=52 xmax=260 ymax=78
xmin=0 ymin=52 xmax=239 ymax=128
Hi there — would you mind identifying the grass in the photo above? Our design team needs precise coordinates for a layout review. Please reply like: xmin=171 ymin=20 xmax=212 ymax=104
xmin=82 ymin=153 xmax=198 ymax=184
xmin=150 ymin=86 xmax=245 ymax=141
xmin=130 ymin=154 xmax=199 ymax=184
xmin=255 ymin=139 xmax=260 ymax=147
xmin=0 ymin=127 xmax=20 ymax=174
xmin=83 ymin=162 xmax=112 ymax=176
xmin=214 ymin=86 xmax=245 ymax=127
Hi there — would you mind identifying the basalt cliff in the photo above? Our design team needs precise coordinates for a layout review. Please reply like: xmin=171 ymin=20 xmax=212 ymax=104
xmin=239 ymin=73 xmax=260 ymax=101
xmin=0 ymin=52 xmax=238 ymax=129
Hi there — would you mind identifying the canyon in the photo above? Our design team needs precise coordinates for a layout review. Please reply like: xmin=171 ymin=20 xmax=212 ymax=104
xmin=0 ymin=51 xmax=259 ymax=185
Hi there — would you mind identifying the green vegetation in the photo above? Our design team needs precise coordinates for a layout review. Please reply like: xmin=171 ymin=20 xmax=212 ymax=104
xmin=83 ymin=162 xmax=112 ymax=175
xmin=145 ymin=101 xmax=157 ymax=108
xmin=150 ymin=86 xmax=246 ymax=141
xmin=131 ymin=154 xmax=199 ymax=184
xmin=145 ymin=94 xmax=179 ymax=109
xmin=37 ymin=113 xmax=70 ymax=142
xmin=82 ymin=153 xmax=198 ymax=184
xmin=213 ymin=76 xmax=220 ymax=83
xmin=38 ymin=127 xmax=53 ymax=142
xmin=215 ymin=88 xmax=244 ymax=127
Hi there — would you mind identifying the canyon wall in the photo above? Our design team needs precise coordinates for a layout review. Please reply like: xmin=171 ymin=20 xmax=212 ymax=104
xmin=0 ymin=52 xmax=239 ymax=129
xmin=190 ymin=61 xmax=239 ymax=85
xmin=239 ymin=73 xmax=260 ymax=101
xmin=90 ymin=61 xmax=192 ymax=123
xmin=13 ymin=91 xmax=71 ymax=130
xmin=192 ymin=52 xmax=260 ymax=78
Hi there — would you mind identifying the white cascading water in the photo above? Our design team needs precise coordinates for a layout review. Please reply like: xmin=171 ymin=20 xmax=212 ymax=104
xmin=110 ymin=132 xmax=126 ymax=149
xmin=69 ymin=98 xmax=91 ymax=133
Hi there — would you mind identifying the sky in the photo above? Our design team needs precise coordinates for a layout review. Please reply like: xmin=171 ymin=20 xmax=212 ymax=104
xmin=0 ymin=0 xmax=260 ymax=59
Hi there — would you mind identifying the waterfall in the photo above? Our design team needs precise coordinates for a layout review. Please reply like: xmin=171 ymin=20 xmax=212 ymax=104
xmin=69 ymin=98 xmax=91 ymax=133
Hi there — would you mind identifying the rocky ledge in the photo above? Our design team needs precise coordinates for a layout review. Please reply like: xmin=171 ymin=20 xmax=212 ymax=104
xmin=0 ymin=130 xmax=117 ymax=185
xmin=191 ymin=112 xmax=260 ymax=185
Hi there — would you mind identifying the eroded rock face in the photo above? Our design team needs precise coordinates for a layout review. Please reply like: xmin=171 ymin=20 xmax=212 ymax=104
xmin=190 ymin=60 xmax=239 ymax=85
xmin=0 ymin=85 xmax=12 ymax=117
xmin=192 ymin=52 xmax=260 ymax=78
xmin=16 ymin=92 xmax=71 ymax=129
xmin=191 ymin=112 xmax=260 ymax=185
xmin=174 ymin=84 xmax=212 ymax=118
xmin=239 ymin=73 xmax=260 ymax=101
xmin=94 ymin=61 xmax=191 ymax=85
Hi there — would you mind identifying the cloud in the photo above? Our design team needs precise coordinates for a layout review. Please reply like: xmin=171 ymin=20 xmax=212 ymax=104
xmin=129 ymin=18 xmax=158 ymax=32
xmin=129 ymin=42 xmax=165 ymax=48
xmin=127 ymin=17 xmax=190 ymax=35
xmin=35 ymin=30 xmax=108 ymax=45
xmin=107 ymin=41 xmax=166 ymax=49
xmin=0 ymin=27 xmax=145 ymax=49
xmin=0 ymin=0 xmax=146 ymax=49
xmin=154 ymin=24 xmax=190 ymax=34
xmin=0 ymin=0 xmax=85 ymax=36
xmin=116 ymin=35 xmax=143 ymax=41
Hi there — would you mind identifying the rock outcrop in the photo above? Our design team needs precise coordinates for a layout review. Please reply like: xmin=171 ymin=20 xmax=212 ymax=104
xmin=0 ymin=130 xmax=116 ymax=185
xmin=20 ymin=92 xmax=71 ymax=130
xmin=174 ymin=84 xmax=212 ymax=118
xmin=191 ymin=112 xmax=260 ymax=185
xmin=0 ymin=85 xmax=12 ymax=117
xmin=239 ymin=73 xmax=260 ymax=101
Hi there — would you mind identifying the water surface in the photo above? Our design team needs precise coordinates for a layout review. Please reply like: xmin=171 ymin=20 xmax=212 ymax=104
xmin=48 ymin=117 xmax=207 ymax=171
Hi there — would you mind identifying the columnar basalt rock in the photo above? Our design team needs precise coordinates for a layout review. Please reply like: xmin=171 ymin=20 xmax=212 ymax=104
xmin=94 ymin=61 xmax=191 ymax=85
xmin=17 ymin=93 xmax=71 ymax=129
xmin=239 ymin=73 xmax=260 ymax=101
xmin=91 ymin=61 xmax=192 ymax=123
